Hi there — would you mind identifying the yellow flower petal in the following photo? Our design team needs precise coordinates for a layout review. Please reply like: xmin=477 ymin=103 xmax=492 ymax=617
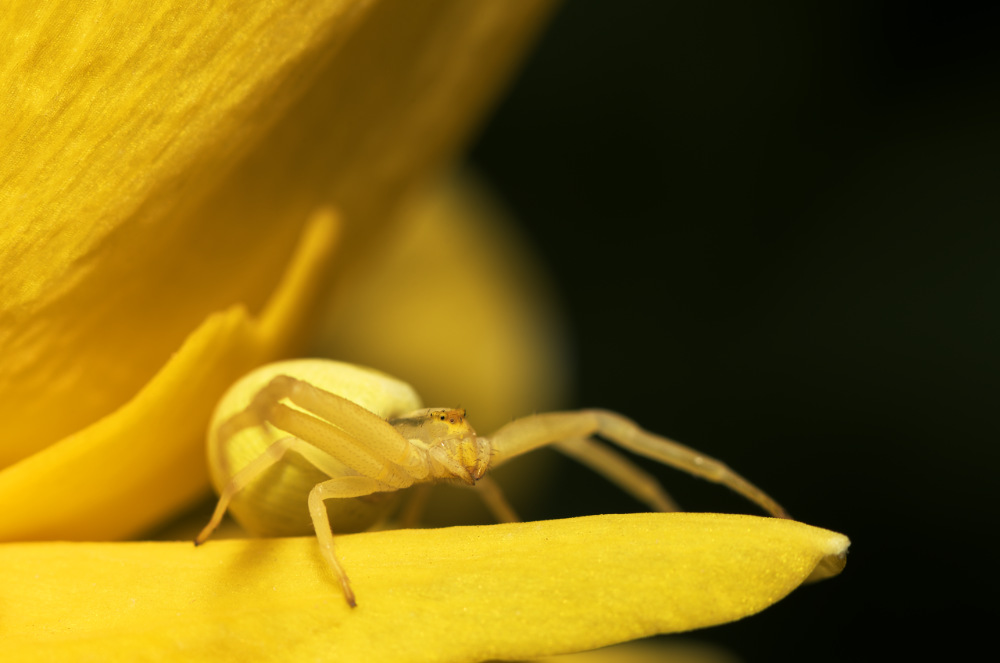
xmin=0 ymin=514 xmax=848 ymax=661
xmin=0 ymin=0 xmax=368 ymax=468
xmin=0 ymin=211 xmax=338 ymax=541
xmin=0 ymin=0 xmax=557 ymax=468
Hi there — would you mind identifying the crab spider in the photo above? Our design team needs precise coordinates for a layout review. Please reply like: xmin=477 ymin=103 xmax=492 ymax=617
xmin=195 ymin=359 xmax=789 ymax=607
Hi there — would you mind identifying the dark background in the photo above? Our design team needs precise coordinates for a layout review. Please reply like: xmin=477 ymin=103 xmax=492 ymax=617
xmin=469 ymin=2 xmax=999 ymax=661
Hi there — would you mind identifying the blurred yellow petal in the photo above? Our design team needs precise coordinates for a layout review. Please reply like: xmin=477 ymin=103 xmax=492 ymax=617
xmin=0 ymin=514 xmax=848 ymax=662
xmin=0 ymin=0 xmax=367 ymax=467
xmin=0 ymin=211 xmax=338 ymax=541
xmin=0 ymin=0 xmax=557 ymax=466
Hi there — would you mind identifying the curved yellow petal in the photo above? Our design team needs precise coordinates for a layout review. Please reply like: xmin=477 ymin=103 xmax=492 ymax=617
xmin=0 ymin=0 xmax=557 ymax=468
xmin=0 ymin=212 xmax=338 ymax=541
xmin=0 ymin=514 xmax=849 ymax=661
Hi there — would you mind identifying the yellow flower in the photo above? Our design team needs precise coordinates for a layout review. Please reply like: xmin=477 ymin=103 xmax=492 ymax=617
xmin=0 ymin=1 xmax=848 ymax=660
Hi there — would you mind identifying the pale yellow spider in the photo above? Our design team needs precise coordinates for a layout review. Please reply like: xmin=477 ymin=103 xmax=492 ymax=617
xmin=195 ymin=359 xmax=789 ymax=607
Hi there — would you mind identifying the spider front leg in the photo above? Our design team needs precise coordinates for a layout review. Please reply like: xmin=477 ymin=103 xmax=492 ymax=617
xmin=197 ymin=374 xmax=430 ymax=607
xmin=488 ymin=410 xmax=790 ymax=519
xmin=306 ymin=475 xmax=395 ymax=607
